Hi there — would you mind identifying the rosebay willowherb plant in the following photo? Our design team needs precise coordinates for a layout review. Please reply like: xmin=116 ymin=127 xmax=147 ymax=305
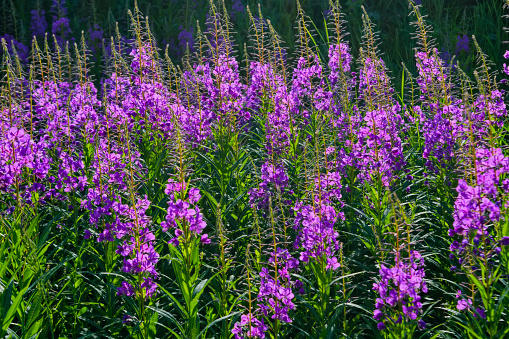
xmin=2 ymin=0 xmax=509 ymax=338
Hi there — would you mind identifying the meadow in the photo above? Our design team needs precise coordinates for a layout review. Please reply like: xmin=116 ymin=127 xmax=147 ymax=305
xmin=1 ymin=0 xmax=509 ymax=338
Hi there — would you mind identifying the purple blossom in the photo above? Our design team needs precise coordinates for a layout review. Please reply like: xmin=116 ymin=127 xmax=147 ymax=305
xmin=415 ymin=49 xmax=450 ymax=101
xmin=177 ymin=26 xmax=194 ymax=58
xmin=294 ymin=202 xmax=341 ymax=266
xmin=232 ymin=313 xmax=268 ymax=339
xmin=503 ymin=51 xmax=509 ymax=75
xmin=1 ymin=34 xmax=29 ymax=62
xmin=349 ymin=104 xmax=407 ymax=186
xmin=233 ymin=248 xmax=299 ymax=338
xmin=88 ymin=24 xmax=104 ymax=53
xmin=249 ymin=161 xmax=289 ymax=210
xmin=30 ymin=9 xmax=48 ymax=37
xmin=231 ymin=0 xmax=245 ymax=21
xmin=162 ymin=180 xmax=209 ymax=246
xmin=456 ymin=35 xmax=470 ymax=54
xmin=450 ymin=148 xmax=509 ymax=268
xmin=373 ymin=250 xmax=427 ymax=332
xmin=328 ymin=43 xmax=353 ymax=86
xmin=52 ymin=17 xmax=71 ymax=46
xmin=422 ymin=103 xmax=464 ymax=172
xmin=51 ymin=0 xmax=68 ymax=19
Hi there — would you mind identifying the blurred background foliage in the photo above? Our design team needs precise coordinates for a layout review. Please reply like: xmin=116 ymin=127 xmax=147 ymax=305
xmin=0 ymin=0 xmax=506 ymax=78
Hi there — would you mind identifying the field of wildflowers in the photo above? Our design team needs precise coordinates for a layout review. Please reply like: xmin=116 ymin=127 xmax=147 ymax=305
xmin=1 ymin=0 xmax=509 ymax=338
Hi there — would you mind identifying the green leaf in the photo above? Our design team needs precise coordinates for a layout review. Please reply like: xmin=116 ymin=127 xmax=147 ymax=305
xmin=1 ymin=277 xmax=31 ymax=334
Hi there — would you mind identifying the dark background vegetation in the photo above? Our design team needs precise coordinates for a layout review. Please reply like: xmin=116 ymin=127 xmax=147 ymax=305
xmin=1 ymin=0 xmax=506 ymax=77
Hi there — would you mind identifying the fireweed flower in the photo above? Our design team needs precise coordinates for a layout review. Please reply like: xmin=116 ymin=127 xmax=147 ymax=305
xmin=291 ymin=54 xmax=333 ymax=113
xmin=358 ymin=56 xmax=392 ymax=102
xmin=80 ymin=138 xmax=132 ymax=227
xmin=503 ymin=51 xmax=509 ymax=76
xmin=171 ymin=90 xmax=213 ymax=145
xmin=51 ymin=0 xmax=68 ymax=19
xmin=454 ymin=291 xmax=487 ymax=319
xmin=328 ymin=43 xmax=353 ymax=86
xmin=350 ymin=53 xmax=408 ymax=186
xmin=88 ymin=24 xmax=104 ymax=53
xmin=327 ymin=43 xmax=356 ymax=131
xmin=0 ymin=126 xmax=50 ymax=198
xmin=210 ymin=54 xmax=248 ymax=124
xmin=230 ymin=0 xmax=245 ymax=21
xmin=415 ymin=49 xmax=451 ymax=104
xmin=30 ymin=9 xmax=48 ymax=38
xmin=440 ymin=48 xmax=454 ymax=67
xmin=231 ymin=313 xmax=268 ymax=339
xmin=449 ymin=148 xmax=509 ymax=319
xmin=181 ymin=53 xmax=247 ymax=142
xmin=422 ymin=103 xmax=465 ymax=172
xmin=373 ymin=250 xmax=428 ymax=332
xmin=248 ymin=160 xmax=289 ymax=212
xmin=245 ymin=62 xmax=278 ymax=113
xmin=233 ymin=248 xmax=300 ymax=338
xmin=258 ymin=248 xmax=299 ymax=322
xmin=293 ymin=201 xmax=341 ymax=266
xmin=242 ymin=57 xmax=298 ymax=154
xmin=351 ymin=104 xmax=406 ymax=186
xmin=0 ymin=80 xmax=103 ymax=206
xmin=456 ymin=35 xmax=470 ymax=54
xmin=52 ymin=17 xmax=72 ymax=47
xmin=177 ymin=26 xmax=194 ymax=58
xmin=102 ymin=52 xmax=178 ymax=143
xmin=313 ymin=171 xmax=345 ymax=206
xmin=1 ymin=34 xmax=29 ymax=62
xmin=471 ymin=89 xmax=507 ymax=131
xmin=256 ymin=64 xmax=292 ymax=154
xmin=115 ymin=196 xmax=160 ymax=298
xmin=130 ymin=44 xmax=157 ymax=77
xmin=292 ymin=55 xmax=323 ymax=100
xmin=293 ymin=172 xmax=344 ymax=267
xmin=161 ymin=179 xmax=210 ymax=246
xmin=180 ymin=66 xmax=215 ymax=143
xmin=450 ymin=148 xmax=509 ymax=261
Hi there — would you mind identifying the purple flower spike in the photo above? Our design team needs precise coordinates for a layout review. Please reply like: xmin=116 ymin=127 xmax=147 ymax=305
xmin=373 ymin=250 xmax=427 ymax=332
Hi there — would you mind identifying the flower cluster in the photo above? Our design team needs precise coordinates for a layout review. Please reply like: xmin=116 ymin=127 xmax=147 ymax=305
xmin=450 ymin=148 xmax=509 ymax=264
xmin=88 ymin=24 xmax=104 ymax=53
xmin=293 ymin=201 xmax=341 ymax=269
xmin=30 ymin=9 xmax=48 ymax=38
xmin=257 ymin=248 xmax=300 ymax=323
xmin=161 ymin=180 xmax=210 ymax=246
xmin=415 ymin=49 xmax=449 ymax=101
xmin=503 ymin=51 xmax=509 ymax=76
xmin=115 ymin=196 xmax=159 ymax=299
xmin=232 ymin=248 xmax=301 ymax=338
xmin=248 ymin=160 xmax=289 ymax=211
xmin=1 ymin=34 xmax=29 ymax=62
xmin=231 ymin=313 xmax=268 ymax=339
xmin=455 ymin=290 xmax=486 ymax=319
xmin=422 ymin=103 xmax=464 ymax=172
xmin=358 ymin=56 xmax=392 ymax=102
xmin=373 ymin=250 xmax=427 ymax=331
xmin=52 ymin=18 xmax=72 ymax=46
xmin=328 ymin=43 xmax=353 ymax=86
xmin=230 ymin=0 xmax=245 ymax=21
xmin=353 ymin=104 xmax=406 ymax=186
xmin=456 ymin=35 xmax=470 ymax=54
